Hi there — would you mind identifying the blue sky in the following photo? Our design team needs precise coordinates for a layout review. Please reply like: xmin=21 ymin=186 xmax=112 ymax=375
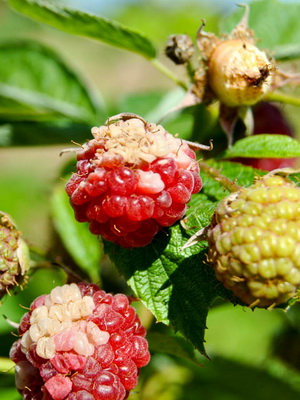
xmin=62 ymin=0 xmax=300 ymax=14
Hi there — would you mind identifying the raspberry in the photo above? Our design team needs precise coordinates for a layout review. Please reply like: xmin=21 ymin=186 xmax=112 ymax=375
xmin=0 ymin=211 xmax=30 ymax=299
xmin=207 ymin=175 xmax=300 ymax=307
xmin=65 ymin=114 xmax=202 ymax=248
xmin=208 ymin=39 xmax=273 ymax=108
xmin=192 ymin=8 xmax=278 ymax=108
xmin=10 ymin=283 xmax=150 ymax=400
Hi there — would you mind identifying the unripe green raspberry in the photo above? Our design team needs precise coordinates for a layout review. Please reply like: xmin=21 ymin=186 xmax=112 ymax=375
xmin=0 ymin=212 xmax=30 ymax=298
xmin=207 ymin=175 xmax=300 ymax=307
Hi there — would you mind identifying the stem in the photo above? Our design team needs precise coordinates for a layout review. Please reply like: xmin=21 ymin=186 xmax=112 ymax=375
xmin=186 ymin=60 xmax=195 ymax=82
xmin=264 ymin=91 xmax=300 ymax=107
xmin=198 ymin=160 xmax=242 ymax=192
xmin=150 ymin=58 xmax=188 ymax=90
xmin=29 ymin=246 xmax=101 ymax=286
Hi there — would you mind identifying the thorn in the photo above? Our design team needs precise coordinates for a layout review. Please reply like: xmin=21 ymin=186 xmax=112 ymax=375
xmin=196 ymin=19 xmax=206 ymax=37
xmin=59 ymin=147 xmax=81 ymax=157
xmin=236 ymin=3 xmax=250 ymax=30
xmin=267 ymin=303 xmax=277 ymax=311
xmin=180 ymin=226 xmax=208 ymax=251
xmin=3 ymin=314 xmax=19 ymax=329
xmin=249 ymin=299 xmax=260 ymax=309
xmin=183 ymin=138 xmax=213 ymax=152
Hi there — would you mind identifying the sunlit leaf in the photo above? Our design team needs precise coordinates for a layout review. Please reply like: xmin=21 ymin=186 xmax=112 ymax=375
xmin=222 ymin=134 xmax=300 ymax=159
xmin=8 ymin=0 xmax=156 ymax=59
xmin=0 ymin=40 xmax=103 ymax=123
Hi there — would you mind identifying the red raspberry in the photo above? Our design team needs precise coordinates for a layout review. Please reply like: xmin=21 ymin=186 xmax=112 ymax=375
xmin=65 ymin=114 xmax=202 ymax=247
xmin=10 ymin=283 xmax=150 ymax=400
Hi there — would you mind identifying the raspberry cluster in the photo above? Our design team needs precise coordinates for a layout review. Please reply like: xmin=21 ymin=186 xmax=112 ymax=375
xmin=10 ymin=283 xmax=150 ymax=400
xmin=207 ymin=175 xmax=300 ymax=307
xmin=65 ymin=114 xmax=202 ymax=248
xmin=0 ymin=212 xmax=29 ymax=298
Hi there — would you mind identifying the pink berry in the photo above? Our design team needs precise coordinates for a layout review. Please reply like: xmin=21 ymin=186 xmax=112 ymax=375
xmin=150 ymin=158 xmax=177 ymax=186
xmin=10 ymin=283 xmax=150 ymax=400
xmin=167 ymin=183 xmax=192 ymax=204
xmin=65 ymin=114 xmax=203 ymax=247
xmin=102 ymin=195 xmax=128 ymax=218
xmin=107 ymin=167 xmax=138 ymax=196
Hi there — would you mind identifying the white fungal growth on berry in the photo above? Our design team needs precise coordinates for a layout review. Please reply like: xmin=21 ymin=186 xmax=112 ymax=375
xmin=20 ymin=283 xmax=109 ymax=359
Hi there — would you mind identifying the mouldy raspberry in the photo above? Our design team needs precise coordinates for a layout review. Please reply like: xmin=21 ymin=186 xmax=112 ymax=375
xmin=207 ymin=175 xmax=300 ymax=307
xmin=65 ymin=113 xmax=202 ymax=248
xmin=10 ymin=283 xmax=150 ymax=400
xmin=0 ymin=211 xmax=30 ymax=299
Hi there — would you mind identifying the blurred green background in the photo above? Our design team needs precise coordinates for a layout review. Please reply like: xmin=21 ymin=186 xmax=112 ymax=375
xmin=1 ymin=0 xmax=300 ymax=399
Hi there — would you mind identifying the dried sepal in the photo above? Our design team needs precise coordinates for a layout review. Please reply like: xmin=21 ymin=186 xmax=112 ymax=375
xmin=0 ymin=211 xmax=30 ymax=298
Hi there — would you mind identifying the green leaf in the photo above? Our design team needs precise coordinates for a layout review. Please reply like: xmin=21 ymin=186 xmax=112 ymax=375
xmin=0 ymin=366 xmax=21 ymax=399
xmin=147 ymin=332 xmax=201 ymax=365
xmin=222 ymin=134 xmax=300 ymax=159
xmin=0 ymin=40 xmax=103 ymax=123
xmin=0 ymin=358 xmax=15 ymax=373
xmin=105 ymin=160 xmax=264 ymax=354
xmin=0 ymin=124 xmax=12 ymax=146
xmin=198 ymin=357 xmax=300 ymax=399
xmin=117 ymin=91 xmax=166 ymax=121
xmin=200 ymin=160 xmax=264 ymax=201
xmin=142 ymin=354 xmax=300 ymax=399
xmin=0 ymin=386 xmax=21 ymax=400
xmin=51 ymin=182 xmax=102 ymax=283
xmin=105 ymin=227 xmax=219 ymax=356
xmin=8 ymin=0 xmax=156 ymax=59
xmin=0 ymin=121 xmax=92 ymax=147
xmin=117 ymin=89 xmax=195 ymax=140
xmin=219 ymin=0 xmax=300 ymax=61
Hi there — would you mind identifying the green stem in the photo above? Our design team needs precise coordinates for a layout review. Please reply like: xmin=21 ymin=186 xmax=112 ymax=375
xmin=150 ymin=58 xmax=188 ymax=90
xmin=0 ymin=357 xmax=15 ymax=373
xmin=198 ymin=160 xmax=242 ymax=192
xmin=186 ymin=60 xmax=195 ymax=82
xmin=265 ymin=91 xmax=300 ymax=107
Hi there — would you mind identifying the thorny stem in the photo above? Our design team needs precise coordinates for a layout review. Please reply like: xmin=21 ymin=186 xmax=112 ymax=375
xmin=151 ymin=58 xmax=188 ymax=90
xmin=265 ymin=91 xmax=300 ymax=108
xmin=198 ymin=160 xmax=242 ymax=192
xmin=29 ymin=245 xmax=101 ymax=285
